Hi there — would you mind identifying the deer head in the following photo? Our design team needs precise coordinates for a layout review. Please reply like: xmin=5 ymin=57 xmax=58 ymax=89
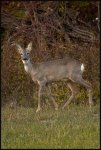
xmin=15 ymin=42 xmax=32 ymax=64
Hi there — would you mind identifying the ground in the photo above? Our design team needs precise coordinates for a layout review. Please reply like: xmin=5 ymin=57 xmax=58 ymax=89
xmin=1 ymin=103 xmax=100 ymax=149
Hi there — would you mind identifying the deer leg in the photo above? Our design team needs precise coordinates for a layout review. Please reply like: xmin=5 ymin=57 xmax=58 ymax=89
xmin=36 ymin=82 xmax=45 ymax=113
xmin=47 ymin=85 xmax=58 ymax=110
xmin=62 ymin=82 xmax=76 ymax=109
xmin=72 ymin=76 xmax=93 ymax=107
xmin=81 ymin=80 xmax=93 ymax=107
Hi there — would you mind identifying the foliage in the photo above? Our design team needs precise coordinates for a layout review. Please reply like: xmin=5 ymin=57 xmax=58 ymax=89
xmin=1 ymin=1 xmax=100 ymax=106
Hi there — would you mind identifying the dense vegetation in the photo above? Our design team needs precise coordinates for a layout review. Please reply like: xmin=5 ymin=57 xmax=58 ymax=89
xmin=1 ymin=1 xmax=100 ymax=107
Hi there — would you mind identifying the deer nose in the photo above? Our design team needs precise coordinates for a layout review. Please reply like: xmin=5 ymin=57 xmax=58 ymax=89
xmin=23 ymin=58 xmax=28 ymax=60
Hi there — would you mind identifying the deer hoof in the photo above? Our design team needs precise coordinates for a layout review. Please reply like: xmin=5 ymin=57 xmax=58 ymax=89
xmin=36 ymin=108 xmax=41 ymax=113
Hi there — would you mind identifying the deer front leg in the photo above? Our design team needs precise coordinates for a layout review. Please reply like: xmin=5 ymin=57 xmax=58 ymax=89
xmin=36 ymin=82 xmax=45 ymax=113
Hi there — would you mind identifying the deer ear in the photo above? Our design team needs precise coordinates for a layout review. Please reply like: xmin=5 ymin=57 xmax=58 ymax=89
xmin=15 ymin=44 xmax=23 ymax=53
xmin=27 ymin=42 xmax=32 ymax=52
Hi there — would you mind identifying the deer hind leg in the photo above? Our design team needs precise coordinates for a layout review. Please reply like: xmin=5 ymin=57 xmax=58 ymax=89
xmin=62 ymin=81 xmax=76 ymax=109
xmin=72 ymin=75 xmax=93 ymax=107
xmin=47 ymin=85 xmax=58 ymax=110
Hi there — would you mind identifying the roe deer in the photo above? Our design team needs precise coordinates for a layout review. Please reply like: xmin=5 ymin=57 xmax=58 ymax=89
xmin=15 ymin=42 xmax=93 ymax=112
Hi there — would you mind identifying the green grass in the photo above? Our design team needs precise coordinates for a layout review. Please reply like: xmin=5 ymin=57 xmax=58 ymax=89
xmin=1 ymin=104 xmax=100 ymax=149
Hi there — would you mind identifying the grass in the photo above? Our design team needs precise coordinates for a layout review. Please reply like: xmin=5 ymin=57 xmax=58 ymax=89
xmin=1 ymin=104 xmax=100 ymax=149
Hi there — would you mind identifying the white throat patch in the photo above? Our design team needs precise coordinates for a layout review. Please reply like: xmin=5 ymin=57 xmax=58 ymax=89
xmin=24 ymin=65 xmax=29 ymax=72
xmin=81 ymin=64 xmax=84 ymax=72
